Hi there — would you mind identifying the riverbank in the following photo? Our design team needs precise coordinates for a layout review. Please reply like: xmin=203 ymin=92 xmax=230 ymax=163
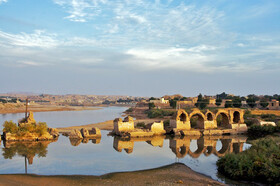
xmin=0 ymin=163 xmax=224 ymax=186
xmin=0 ymin=103 xmax=100 ymax=114
xmin=57 ymin=118 xmax=158 ymax=133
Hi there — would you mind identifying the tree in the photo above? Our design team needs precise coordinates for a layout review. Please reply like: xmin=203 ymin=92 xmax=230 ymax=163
xmin=232 ymin=97 xmax=242 ymax=108
xmin=148 ymin=102 xmax=155 ymax=109
xmin=169 ymin=99 xmax=177 ymax=109
xmin=225 ymin=101 xmax=233 ymax=108
xmin=216 ymin=92 xmax=227 ymax=99
xmin=247 ymin=97 xmax=257 ymax=108
xmin=149 ymin=97 xmax=157 ymax=100
xmin=260 ymin=98 xmax=269 ymax=108
xmin=180 ymin=97 xmax=187 ymax=101
xmin=0 ymin=98 xmax=7 ymax=103
xmin=3 ymin=121 xmax=18 ymax=133
xmin=215 ymin=98 xmax=222 ymax=107
xmin=195 ymin=93 xmax=209 ymax=109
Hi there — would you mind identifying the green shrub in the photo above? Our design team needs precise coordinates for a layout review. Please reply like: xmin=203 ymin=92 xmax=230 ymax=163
xmin=217 ymin=137 xmax=280 ymax=184
xmin=126 ymin=108 xmax=133 ymax=112
xmin=163 ymin=120 xmax=170 ymax=128
xmin=3 ymin=121 xmax=18 ymax=133
xmin=148 ymin=103 xmax=155 ymax=109
xmin=2 ymin=120 xmax=48 ymax=137
xmin=248 ymin=125 xmax=280 ymax=138
xmin=260 ymin=114 xmax=277 ymax=122
xmin=136 ymin=122 xmax=146 ymax=128
xmin=35 ymin=122 xmax=48 ymax=136
xmin=146 ymin=109 xmax=175 ymax=118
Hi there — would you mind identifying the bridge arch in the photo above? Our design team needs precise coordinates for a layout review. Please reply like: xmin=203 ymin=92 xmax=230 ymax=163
xmin=215 ymin=111 xmax=230 ymax=128
xmin=173 ymin=109 xmax=189 ymax=124
xmin=233 ymin=111 xmax=241 ymax=123
xmin=206 ymin=112 xmax=214 ymax=121
xmin=189 ymin=110 xmax=206 ymax=129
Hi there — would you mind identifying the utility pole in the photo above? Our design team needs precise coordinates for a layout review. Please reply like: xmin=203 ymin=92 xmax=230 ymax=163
xmin=25 ymin=98 xmax=28 ymax=119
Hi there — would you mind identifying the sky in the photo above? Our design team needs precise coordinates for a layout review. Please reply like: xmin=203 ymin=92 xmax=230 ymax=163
xmin=0 ymin=0 xmax=279 ymax=97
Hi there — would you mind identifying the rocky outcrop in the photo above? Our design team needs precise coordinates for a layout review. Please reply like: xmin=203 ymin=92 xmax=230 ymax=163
xmin=80 ymin=127 xmax=101 ymax=138
xmin=48 ymin=128 xmax=59 ymax=138
xmin=68 ymin=128 xmax=101 ymax=146
xmin=69 ymin=129 xmax=83 ymax=139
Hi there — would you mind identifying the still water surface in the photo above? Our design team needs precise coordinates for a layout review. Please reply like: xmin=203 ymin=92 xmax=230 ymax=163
xmin=0 ymin=106 xmax=128 ymax=129
xmin=0 ymin=107 xmax=250 ymax=184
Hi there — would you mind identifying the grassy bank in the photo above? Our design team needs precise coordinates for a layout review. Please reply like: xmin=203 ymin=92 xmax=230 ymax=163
xmin=217 ymin=137 xmax=280 ymax=184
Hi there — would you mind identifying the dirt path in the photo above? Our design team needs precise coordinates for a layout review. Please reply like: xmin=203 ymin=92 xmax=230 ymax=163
xmin=0 ymin=163 xmax=224 ymax=186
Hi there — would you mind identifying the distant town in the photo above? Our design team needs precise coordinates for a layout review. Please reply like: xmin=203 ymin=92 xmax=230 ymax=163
xmin=0 ymin=92 xmax=279 ymax=110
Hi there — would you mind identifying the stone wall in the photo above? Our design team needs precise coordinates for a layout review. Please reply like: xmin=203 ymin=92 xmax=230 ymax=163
xmin=170 ymin=109 xmax=190 ymax=130
xmin=146 ymin=121 xmax=165 ymax=135
xmin=113 ymin=116 xmax=134 ymax=134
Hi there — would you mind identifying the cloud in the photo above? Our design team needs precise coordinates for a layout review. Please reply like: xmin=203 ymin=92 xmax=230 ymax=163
xmin=53 ymin=0 xmax=107 ymax=22
xmin=1 ymin=1 xmax=279 ymax=74
xmin=0 ymin=30 xmax=59 ymax=48
xmin=0 ymin=0 xmax=7 ymax=4
xmin=52 ymin=0 xmax=225 ymax=46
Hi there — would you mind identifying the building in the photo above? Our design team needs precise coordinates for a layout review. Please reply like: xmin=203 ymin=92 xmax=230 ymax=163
xmin=268 ymin=99 xmax=280 ymax=110
xmin=150 ymin=97 xmax=169 ymax=104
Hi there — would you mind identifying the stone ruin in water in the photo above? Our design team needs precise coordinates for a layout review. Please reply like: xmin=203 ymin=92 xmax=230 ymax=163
xmin=68 ymin=128 xmax=101 ymax=146
xmin=111 ymin=116 xmax=166 ymax=137
xmin=3 ymin=111 xmax=59 ymax=141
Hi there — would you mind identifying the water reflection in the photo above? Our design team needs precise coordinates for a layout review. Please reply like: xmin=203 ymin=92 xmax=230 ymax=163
xmin=0 ymin=133 xmax=249 ymax=184
xmin=69 ymin=137 xmax=101 ymax=146
xmin=2 ymin=140 xmax=57 ymax=173
xmin=112 ymin=135 xmax=247 ymax=158
xmin=170 ymin=136 xmax=247 ymax=158
xmin=113 ymin=136 xmax=165 ymax=154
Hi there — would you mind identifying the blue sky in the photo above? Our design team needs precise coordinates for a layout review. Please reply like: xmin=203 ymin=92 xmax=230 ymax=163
xmin=0 ymin=0 xmax=279 ymax=96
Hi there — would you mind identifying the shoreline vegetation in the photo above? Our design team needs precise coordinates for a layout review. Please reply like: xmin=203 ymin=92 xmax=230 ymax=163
xmin=217 ymin=136 xmax=280 ymax=184
xmin=0 ymin=163 xmax=224 ymax=186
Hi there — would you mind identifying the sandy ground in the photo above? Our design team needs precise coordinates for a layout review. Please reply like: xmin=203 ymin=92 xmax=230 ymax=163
xmin=0 ymin=163 xmax=224 ymax=186
xmin=57 ymin=118 xmax=159 ymax=133
xmin=251 ymin=109 xmax=280 ymax=116
xmin=0 ymin=103 xmax=100 ymax=114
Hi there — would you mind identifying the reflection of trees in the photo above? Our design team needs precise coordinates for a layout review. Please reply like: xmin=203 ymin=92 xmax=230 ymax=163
xmin=2 ymin=140 xmax=56 ymax=164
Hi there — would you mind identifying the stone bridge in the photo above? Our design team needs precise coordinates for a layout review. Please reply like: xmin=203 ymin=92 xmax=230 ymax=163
xmin=170 ymin=108 xmax=247 ymax=135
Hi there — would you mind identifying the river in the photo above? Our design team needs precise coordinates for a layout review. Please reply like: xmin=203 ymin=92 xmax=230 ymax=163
xmin=0 ymin=106 xmax=250 ymax=184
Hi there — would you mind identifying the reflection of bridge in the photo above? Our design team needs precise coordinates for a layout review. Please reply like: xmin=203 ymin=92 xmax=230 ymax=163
xmin=170 ymin=108 xmax=248 ymax=135
xmin=113 ymin=136 xmax=165 ymax=154
xmin=113 ymin=135 xmax=247 ymax=158
xmin=169 ymin=136 xmax=247 ymax=158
